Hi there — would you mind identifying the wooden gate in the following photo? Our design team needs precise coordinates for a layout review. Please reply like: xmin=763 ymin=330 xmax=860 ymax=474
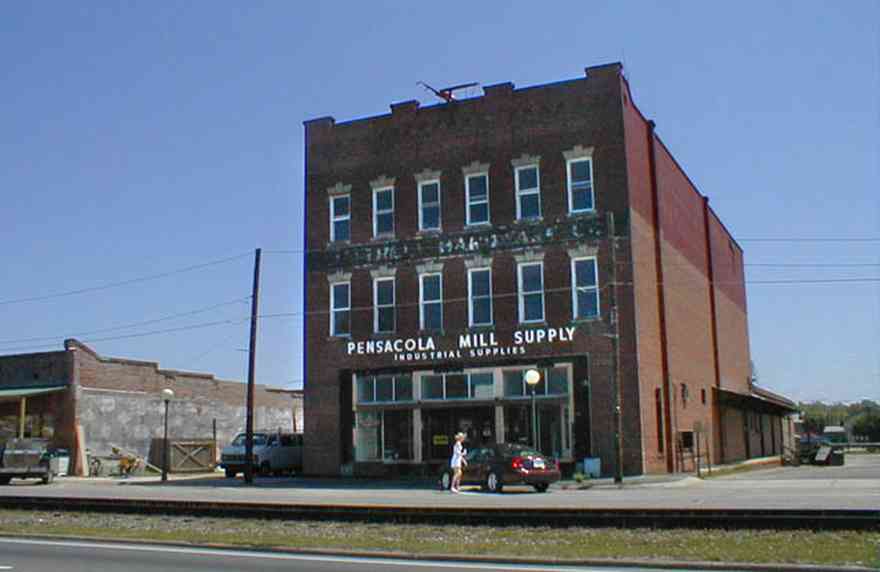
xmin=168 ymin=439 xmax=216 ymax=473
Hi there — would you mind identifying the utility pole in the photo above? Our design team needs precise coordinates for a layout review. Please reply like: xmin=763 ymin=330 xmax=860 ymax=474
xmin=244 ymin=248 xmax=261 ymax=485
xmin=607 ymin=213 xmax=624 ymax=485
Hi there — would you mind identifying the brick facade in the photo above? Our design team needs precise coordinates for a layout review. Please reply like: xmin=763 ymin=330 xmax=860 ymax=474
xmin=303 ymin=63 xmax=794 ymax=477
xmin=0 ymin=340 xmax=301 ymax=475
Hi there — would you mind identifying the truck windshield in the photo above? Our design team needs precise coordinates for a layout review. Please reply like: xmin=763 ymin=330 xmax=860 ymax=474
xmin=231 ymin=433 xmax=268 ymax=447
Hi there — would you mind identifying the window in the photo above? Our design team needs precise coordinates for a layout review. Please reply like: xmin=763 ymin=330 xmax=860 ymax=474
xmin=330 ymin=282 xmax=350 ymax=336
xmin=357 ymin=374 xmax=413 ymax=403
xmin=503 ymin=367 xmax=568 ymax=397
xmin=330 ymin=195 xmax=350 ymax=242
xmin=419 ymin=273 xmax=442 ymax=331
xmin=468 ymin=268 xmax=493 ymax=326
xmin=374 ymin=277 xmax=395 ymax=333
xmin=515 ymin=165 xmax=541 ymax=219
xmin=373 ymin=187 xmax=394 ymax=237
xmin=355 ymin=410 xmax=413 ymax=461
xmin=701 ymin=388 xmax=707 ymax=405
xmin=567 ymin=157 xmax=594 ymax=213
xmin=465 ymin=173 xmax=489 ymax=225
xmin=517 ymin=262 xmax=544 ymax=323
xmin=571 ymin=257 xmax=600 ymax=319
xmin=681 ymin=383 xmax=689 ymax=407
xmin=418 ymin=180 xmax=441 ymax=231
xmin=420 ymin=372 xmax=496 ymax=401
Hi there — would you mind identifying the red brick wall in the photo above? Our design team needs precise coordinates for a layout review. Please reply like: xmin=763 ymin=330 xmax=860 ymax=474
xmin=621 ymin=78 xmax=667 ymax=474
xmin=304 ymin=64 xmax=642 ymax=476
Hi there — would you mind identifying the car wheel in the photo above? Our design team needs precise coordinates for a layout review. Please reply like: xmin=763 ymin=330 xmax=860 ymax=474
xmin=439 ymin=470 xmax=452 ymax=491
xmin=225 ymin=469 xmax=237 ymax=479
xmin=42 ymin=472 xmax=54 ymax=485
xmin=486 ymin=471 xmax=503 ymax=493
xmin=533 ymin=483 xmax=549 ymax=493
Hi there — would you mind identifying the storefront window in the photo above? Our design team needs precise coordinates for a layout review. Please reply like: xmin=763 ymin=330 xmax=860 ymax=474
xmin=358 ymin=374 xmax=414 ymax=403
xmin=470 ymin=373 xmax=494 ymax=399
xmin=357 ymin=377 xmax=374 ymax=403
xmin=548 ymin=368 xmax=567 ymax=395
xmin=396 ymin=376 xmax=413 ymax=401
xmin=504 ymin=371 xmax=524 ymax=397
xmin=355 ymin=410 xmax=414 ymax=462
xmin=503 ymin=367 xmax=568 ymax=397
xmin=383 ymin=410 xmax=413 ymax=461
xmin=421 ymin=375 xmax=444 ymax=399
xmin=375 ymin=375 xmax=394 ymax=402
xmin=446 ymin=374 xmax=468 ymax=399
xmin=422 ymin=372 xmax=496 ymax=401
xmin=355 ymin=411 xmax=381 ymax=461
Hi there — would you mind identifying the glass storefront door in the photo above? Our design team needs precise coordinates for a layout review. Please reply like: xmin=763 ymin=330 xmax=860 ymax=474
xmin=421 ymin=406 xmax=495 ymax=462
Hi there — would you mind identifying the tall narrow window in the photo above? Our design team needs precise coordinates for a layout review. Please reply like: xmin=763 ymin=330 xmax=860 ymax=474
xmin=466 ymin=174 xmax=489 ymax=225
xmin=374 ymin=277 xmax=395 ymax=333
xmin=420 ymin=273 xmax=443 ymax=331
xmin=515 ymin=165 xmax=541 ymax=219
xmin=330 ymin=195 xmax=350 ymax=242
xmin=567 ymin=158 xmax=594 ymax=213
xmin=418 ymin=180 xmax=441 ymax=231
xmin=571 ymin=257 xmax=600 ymax=319
xmin=468 ymin=268 xmax=493 ymax=326
xmin=373 ymin=187 xmax=394 ymax=237
xmin=330 ymin=282 xmax=350 ymax=336
xmin=517 ymin=262 xmax=544 ymax=323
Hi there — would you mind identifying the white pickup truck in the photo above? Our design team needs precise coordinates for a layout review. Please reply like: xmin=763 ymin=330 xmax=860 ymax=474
xmin=219 ymin=432 xmax=303 ymax=478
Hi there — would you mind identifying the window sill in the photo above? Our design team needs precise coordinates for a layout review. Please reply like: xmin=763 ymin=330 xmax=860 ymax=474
xmin=416 ymin=228 xmax=442 ymax=236
xmin=517 ymin=321 xmax=548 ymax=328
xmin=567 ymin=210 xmax=598 ymax=219
xmin=371 ymin=234 xmax=396 ymax=242
xmin=569 ymin=316 xmax=602 ymax=325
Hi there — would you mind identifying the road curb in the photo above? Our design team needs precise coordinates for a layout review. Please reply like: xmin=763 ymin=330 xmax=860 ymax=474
xmin=0 ymin=533 xmax=875 ymax=572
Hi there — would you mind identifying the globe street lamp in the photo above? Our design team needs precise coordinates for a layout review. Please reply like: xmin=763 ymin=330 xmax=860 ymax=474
xmin=525 ymin=369 xmax=541 ymax=450
xmin=161 ymin=388 xmax=174 ymax=482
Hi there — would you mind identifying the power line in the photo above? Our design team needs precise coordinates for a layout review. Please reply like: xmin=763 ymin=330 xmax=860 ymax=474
xmin=0 ymin=318 xmax=249 ymax=354
xmin=0 ymin=296 xmax=251 ymax=345
xmin=0 ymin=252 xmax=252 ymax=307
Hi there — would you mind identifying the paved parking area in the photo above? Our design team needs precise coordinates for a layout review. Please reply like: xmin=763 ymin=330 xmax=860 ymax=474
xmin=1 ymin=454 xmax=878 ymax=511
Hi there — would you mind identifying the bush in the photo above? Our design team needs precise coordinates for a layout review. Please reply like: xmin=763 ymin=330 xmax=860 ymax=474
xmin=573 ymin=472 xmax=586 ymax=484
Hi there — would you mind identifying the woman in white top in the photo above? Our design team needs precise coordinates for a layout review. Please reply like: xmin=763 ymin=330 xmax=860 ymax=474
xmin=449 ymin=432 xmax=467 ymax=493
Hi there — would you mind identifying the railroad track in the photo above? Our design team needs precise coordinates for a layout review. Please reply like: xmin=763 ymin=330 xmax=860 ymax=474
xmin=1 ymin=495 xmax=877 ymax=530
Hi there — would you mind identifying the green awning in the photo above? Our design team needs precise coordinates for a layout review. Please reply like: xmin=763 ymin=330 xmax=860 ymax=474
xmin=0 ymin=384 xmax=67 ymax=400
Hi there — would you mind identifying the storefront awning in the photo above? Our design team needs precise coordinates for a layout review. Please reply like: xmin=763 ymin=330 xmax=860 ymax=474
xmin=0 ymin=384 xmax=68 ymax=401
xmin=714 ymin=386 xmax=797 ymax=415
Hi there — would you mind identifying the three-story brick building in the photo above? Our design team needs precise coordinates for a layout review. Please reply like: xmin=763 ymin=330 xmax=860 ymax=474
xmin=302 ymin=63 xmax=794 ymax=478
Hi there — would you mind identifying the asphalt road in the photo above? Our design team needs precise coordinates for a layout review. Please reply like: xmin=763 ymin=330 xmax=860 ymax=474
xmin=0 ymin=538 xmax=686 ymax=572
xmin=1 ymin=455 xmax=878 ymax=510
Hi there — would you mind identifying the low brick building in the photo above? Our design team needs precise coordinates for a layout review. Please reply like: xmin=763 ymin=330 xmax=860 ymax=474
xmin=0 ymin=339 xmax=302 ymax=475
xmin=302 ymin=62 xmax=795 ymax=478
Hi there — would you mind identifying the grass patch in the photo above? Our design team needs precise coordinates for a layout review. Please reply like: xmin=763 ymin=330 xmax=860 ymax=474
xmin=0 ymin=510 xmax=878 ymax=567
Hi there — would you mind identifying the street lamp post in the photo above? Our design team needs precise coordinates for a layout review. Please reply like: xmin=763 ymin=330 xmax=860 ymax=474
xmin=525 ymin=369 xmax=541 ymax=450
xmin=161 ymin=388 xmax=174 ymax=482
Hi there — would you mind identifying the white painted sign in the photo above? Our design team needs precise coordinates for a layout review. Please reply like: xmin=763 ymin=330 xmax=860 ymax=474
xmin=346 ymin=326 xmax=577 ymax=363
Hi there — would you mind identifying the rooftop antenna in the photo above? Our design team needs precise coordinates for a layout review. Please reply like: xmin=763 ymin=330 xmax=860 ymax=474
xmin=417 ymin=81 xmax=480 ymax=103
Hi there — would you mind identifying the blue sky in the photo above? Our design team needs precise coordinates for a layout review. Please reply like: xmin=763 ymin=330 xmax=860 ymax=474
xmin=1 ymin=1 xmax=877 ymax=402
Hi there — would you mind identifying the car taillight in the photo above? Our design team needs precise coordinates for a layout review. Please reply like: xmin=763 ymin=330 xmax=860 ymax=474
xmin=511 ymin=456 xmax=524 ymax=470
